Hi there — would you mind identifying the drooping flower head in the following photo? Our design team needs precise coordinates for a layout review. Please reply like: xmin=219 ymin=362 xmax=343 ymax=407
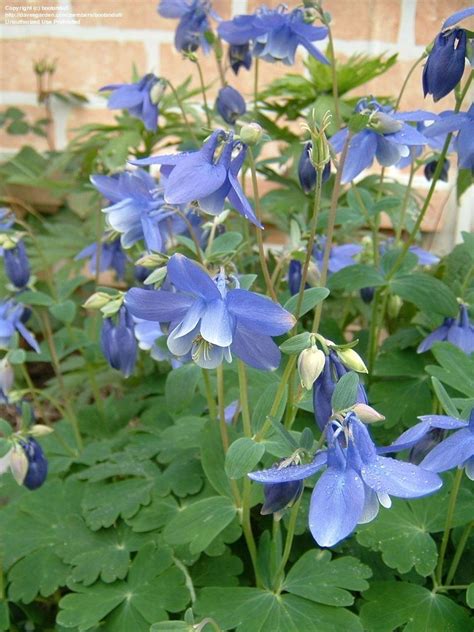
xmin=0 ymin=300 xmax=39 ymax=353
xmin=219 ymin=6 xmax=329 ymax=66
xmin=76 ymin=237 xmax=127 ymax=280
xmin=417 ymin=303 xmax=474 ymax=354
xmin=423 ymin=104 xmax=474 ymax=172
xmin=228 ymin=43 xmax=252 ymax=74
xmin=132 ymin=130 xmax=261 ymax=227
xmin=91 ymin=170 xmax=186 ymax=253
xmin=125 ymin=254 xmax=295 ymax=370
xmin=250 ymin=412 xmax=442 ymax=547
xmin=215 ymin=86 xmax=246 ymax=125
xmin=422 ymin=7 xmax=474 ymax=102
xmin=19 ymin=438 xmax=48 ymax=490
xmin=2 ymin=240 xmax=30 ymax=289
xmin=100 ymin=305 xmax=138 ymax=377
xmin=100 ymin=73 xmax=165 ymax=131
xmin=298 ymin=142 xmax=331 ymax=194
xmin=331 ymin=99 xmax=438 ymax=183
xmin=424 ymin=158 xmax=450 ymax=182
xmin=158 ymin=0 xmax=213 ymax=53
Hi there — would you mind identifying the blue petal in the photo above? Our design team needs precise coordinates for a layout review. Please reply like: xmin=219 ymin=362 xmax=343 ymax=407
xmin=226 ymin=289 xmax=295 ymax=335
xmin=200 ymin=299 xmax=234 ymax=346
xmin=165 ymin=161 xmax=228 ymax=205
xmin=15 ymin=322 xmax=40 ymax=353
xmin=167 ymin=254 xmax=221 ymax=300
xmin=424 ymin=113 xmax=467 ymax=137
xmin=443 ymin=7 xmax=474 ymax=29
xmin=125 ymin=288 xmax=193 ymax=322
xmin=358 ymin=485 xmax=379 ymax=524
xmin=167 ymin=324 xmax=198 ymax=356
xmin=309 ymin=466 xmax=365 ymax=547
xmin=107 ymin=86 xmax=143 ymax=109
xmin=417 ymin=415 xmax=468 ymax=430
xmin=417 ymin=323 xmax=450 ymax=352
xmin=393 ymin=110 xmax=439 ymax=122
xmin=341 ymin=131 xmax=377 ymax=183
xmin=231 ymin=326 xmax=281 ymax=371
xmin=388 ymin=124 xmax=429 ymax=145
xmin=158 ymin=0 xmax=190 ymax=19
xmin=421 ymin=429 xmax=474 ymax=472
xmin=228 ymin=170 xmax=262 ymax=227
xmin=375 ymin=136 xmax=403 ymax=166
xmin=248 ymin=453 xmax=327 ymax=483
xmin=172 ymin=298 xmax=206 ymax=337
xmin=90 ymin=174 xmax=123 ymax=203
xmin=361 ymin=456 xmax=442 ymax=498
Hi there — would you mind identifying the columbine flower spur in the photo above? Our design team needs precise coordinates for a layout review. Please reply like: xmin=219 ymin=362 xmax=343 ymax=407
xmin=125 ymin=253 xmax=295 ymax=370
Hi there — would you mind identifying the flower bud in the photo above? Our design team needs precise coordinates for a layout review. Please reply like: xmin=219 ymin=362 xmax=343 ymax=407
xmin=29 ymin=424 xmax=54 ymax=437
xmin=424 ymin=158 xmax=450 ymax=182
xmin=229 ymin=44 xmax=252 ymax=75
xmin=298 ymin=346 xmax=325 ymax=390
xmin=4 ymin=240 xmax=30 ymax=289
xmin=0 ymin=358 xmax=14 ymax=396
xmin=240 ymin=122 xmax=263 ymax=145
xmin=369 ymin=112 xmax=403 ymax=134
xmin=83 ymin=291 xmax=114 ymax=310
xmin=336 ymin=348 xmax=368 ymax=373
xmin=216 ymin=86 xmax=246 ymax=125
xmin=135 ymin=253 xmax=168 ymax=268
xmin=387 ymin=295 xmax=403 ymax=319
xmin=150 ymin=79 xmax=166 ymax=105
xmin=352 ymin=403 xmax=385 ymax=423
xmin=360 ymin=287 xmax=375 ymax=304
xmin=100 ymin=306 xmax=137 ymax=377
xmin=10 ymin=445 xmax=29 ymax=485
xmin=19 ymin=438 xmax=48 ymax=490
xmin=297 ymin=142 xmax=331 ymax=194
xmin=304 ymin=111 xmax=331 ymax=170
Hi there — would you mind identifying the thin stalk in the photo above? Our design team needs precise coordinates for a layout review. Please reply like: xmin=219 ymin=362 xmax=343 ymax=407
xmin=241 ymin=476 xmax=262 ymax=587
xmin=395 ymin=56 xmax=424 ymax=110
xmin=195 ymin=58 xmax=212 ymax=128
xmin=395 ymin=161 xmax=416 ymax=242
xmin=445 ymin=520 xmax=473 ymax=586
xmin=253 ymin=57 xmax=259 ymax=114
xmin=216 ymin=364 xmax=230 ymax=452
xmin=274 ymin=496 xmax=302 ymax=591
xmin=247 ymin=148 xmax=277 ymax=301
xmin=202 ymin=369 xmax=217 ymax=421
xmin=294 ymin=167 xmax=324 ymax=320
xmin=175 ymin=208 xmax=205 ymax=264
xmin=20 ymin=363 xmax=45 ymax=421
xmin=435 ymin=468 xmax=464 ymax=585
xmin=367 ymin=288 xmax=389 ymax=376
xmin=326 ymin=24 xmax=341 ymax=127
xmin=237 ymin=360 xmax=252 ymax=437
xmin=167 ymin=80 xmax=198 ymax=145
xmin=312 ymin=133 xmax=352 ymax=332
xmin=94 ymin=205 xmax=103 ymax=286
xmin=255 ymin=356 xmax=297 ymax=442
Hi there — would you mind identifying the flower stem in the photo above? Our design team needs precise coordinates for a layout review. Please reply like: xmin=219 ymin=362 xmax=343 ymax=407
xmin=247 ymin=147 xmax=277 ymax=301
xmin=274 ymin=496 xmax=302 ymax=591
xmin=167 ymin=80 xmax=199 ymax=146
xmin=255 ymin=356 xmax=296 ymax=442
xmin=195 ymin=58 xmax=212 ymax=129
xmin=241 ymin=476 xmax=262 ymax=587
xmin=294 ymin=166 xmax=324 ymax=320
xmin=326 ymin=24 xmax=341 ymax=128
xmin=312 ymin=133 xmax=352 ymax=332
xmin=435 ymin=468 xmax=464 ymax=585
xmin=253 ymin=57 xmax=259 ymax=115
xmin=216 ymin=364 xmax=230 ymax=452
xmin=202 ymin=369 xmax=217 ymax=421
xmin=445 ymin=520 xmax=473 ymax=587
xmin=237 ymin=360 xmax=252 ymax=437
xmin=395 ymin=161 xmax=416 ymax=242
xmin=395 ymin=56 xmax=424 ymax=110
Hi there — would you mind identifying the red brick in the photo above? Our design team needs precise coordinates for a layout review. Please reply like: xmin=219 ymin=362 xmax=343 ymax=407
xmin=415 ymin=0 xmax=474 ymax=45
xmin=1 ymin=39 xmax=147 ymax=93
xmin=0 ymin=105 xmax=50 ymax=151
xmin=66 ymin=106 xmax=117 ymax=140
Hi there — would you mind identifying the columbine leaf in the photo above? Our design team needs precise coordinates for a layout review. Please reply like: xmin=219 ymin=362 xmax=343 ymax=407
xmin=82 ymin=479 xmax=154 ymax=530
xmin=195 ymin=587 xmax=363 ymax=632
xmin=332 ymin=371 xmax=359 ymax=412
xmin=163 ymin=497 xmax=237 ymax=555
xmin=389 ymin=273 xmax=458 ymax=316
xmin=360 ymin=581 xmax=472 ymax=632
xmin=282 ymin=550 xmax=372 ymax=607
xmin=225 ymin=438 xmax=265 ymax=479
xmin=7 ymin=549 xmax=70 ymax=604
xmin=327 ymin=265 xmax=385 ymax=292
xmin=284 ymin=288 xmax=329 ymax=317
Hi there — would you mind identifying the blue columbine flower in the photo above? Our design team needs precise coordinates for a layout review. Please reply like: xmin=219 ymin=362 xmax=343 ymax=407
xmin=0 ymin=300 xmax=39 ymax=353
xmin=250 ymin=412 xmax=442 ymax=547
xmin=313 ymin=351 xmax=368 ymax=432
xmin=219 ymin=6 xmax=328 ymax=66
xmin=261 ymin=478 xmax=303 ymax=517
xmin=100 ymin=73 xmax=165 ymax=131
xmin=125 ymin=253 xmax=295 ymax=370
xmin=215 ymin=86 xmax=246 ymax=125
xmin=313 ymin=237 xmax=362 ymax=275
xmin=229 ymin=43 xmax=252 ymax=74
xmin=424 ymin=158 xmax=450 ymax=182
xmin=91 ymin=170 xmax=185 ymax=253
xmin=423 ymin=105 xmax=474 ymax=172
xmin=132 ymin=130 xmax=261 ymax=227
xmin=417 ymin=303 xmax=474 ymax=354
xmin=423 ymin=7 xmax=474 ymax=102
xmin=76 ymin=237 xmax=127 ymax=280
xmin=298 ymin=142 xmax=331 ymax=194
xmin=158 ymin=0 xmax=214 ymax=53
xmin=288 ymin=259 xmax=304 ymax=296
xmin=331 ymin=99 xmax=438 ymax=183
xmin=3 ymin=240 xmax=30 ymax=289
xmin=100 ymin=306 xmax=137 ymax=377
xmin=19 ymin=438 xmax=48 ymax=490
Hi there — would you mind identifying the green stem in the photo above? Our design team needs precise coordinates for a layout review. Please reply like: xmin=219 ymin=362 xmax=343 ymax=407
xmin=94 ymin=205 xmax=103 ymax=287
xmin=312 ymin=133 xmax=352 ymax=332
xmin=237 ymin=360 xmax=252 ymax=437
xmin=253 ymin=57 xmax=259 ymax=115
xmin=435 ymin=468 xmax=464 ymax=585
xmin=445 ymin=520 xmax=473 ymax=586
xmin=247 ymin=147 xmax=277 ymax=301
xmin=294 ymin=167 xmax=324 ymax=320
xmin=395 ymin=161 xmax=416 ymax=242
xmin=167 ymin=80 xmax=198 ymax=145
xmin=255 ymin=356 xmax=296 ymax=442
xmin=20 ymin=363 xmax=45 ymax=421
xmin=241 ymin=476 xmax=262 ymax=587
xmin=395 ymin=56 xmax=424 ymax=110
xmin=326 ymin=24 xmax=341 ymax=127
xmin=216 ymin=364 xmax=230 ymax=453
xmin=202 ymin=369 xmax=217 ymax=421
xmin=195 ymin=58 xmax=212 ymax=128
xmin=274 ymin=496 xmax=302 ymax=591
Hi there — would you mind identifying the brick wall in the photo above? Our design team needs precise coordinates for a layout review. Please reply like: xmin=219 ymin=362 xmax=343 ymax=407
xmin=1 ymin=0 xmax=473 ymax=237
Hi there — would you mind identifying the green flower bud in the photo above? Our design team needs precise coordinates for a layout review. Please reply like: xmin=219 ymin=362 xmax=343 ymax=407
xmin=10 ymin=445 xmax=28 ymax=485
xmin=369 ymin=112 xmax=403 ymax=134
xmin=136 ymin=253 xmax=168 ymax=268
xmin=83 ymin=291 xmax=115 ymax=310
xmin=336 ymin=348 xmax=368 ymax=373
xmin=297 ymin=346 xmax=326 ymax=389
xmin=387 ymin=295 xmax=403 ymax=319
xmin=352 ymin=403 xmax=385 ymax=423
xmin=150 ymin=79 xmax=166 ymax=105
xmin=240 ymin=122 xmax=263 ymax=145
xmin=29 ymin=425 xmax=54 ymax=437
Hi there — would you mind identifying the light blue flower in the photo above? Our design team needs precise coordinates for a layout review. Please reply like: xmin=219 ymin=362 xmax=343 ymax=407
xmin=423 ymin=105 xmax=474 ymax=172
xmin=313 ymin=237 xmax=362 ymax=275
xmin=158 ymin=0 xmax=213 ymax=53
xmin=417 ymin=303 xmax=474 ymax=354
xmin=125 ymin=253 xmax=295 ymax=370
xmin=100 ymin=74 xmax=164 ymax=131
xmin=76 ymin=237 xmax=127 ymax=279
xmin=0 ymin=300 xmax=40 ymax=353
